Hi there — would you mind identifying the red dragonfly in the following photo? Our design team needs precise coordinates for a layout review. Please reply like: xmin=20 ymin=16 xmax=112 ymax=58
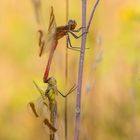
xmin=38 ymin=6 xmax=87 ymax=83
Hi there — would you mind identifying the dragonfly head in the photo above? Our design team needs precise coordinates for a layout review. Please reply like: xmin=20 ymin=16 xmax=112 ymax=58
xmin=46 ymin=77 xmax=57 ymax=86
xmin=68 ymin=20 xmax=77 ymax=30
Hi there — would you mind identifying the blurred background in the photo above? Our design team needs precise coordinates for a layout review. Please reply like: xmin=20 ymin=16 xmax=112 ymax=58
xmin=0 ymin=0 xmax=140 ymax=140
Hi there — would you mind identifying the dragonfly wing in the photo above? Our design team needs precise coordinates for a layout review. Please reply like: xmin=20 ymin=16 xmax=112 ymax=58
xmin=28 ymin=97 xmax=49 ymax=118
xmin=28 ymin=102 xmax=39 ymax=117
xmin=38 ymin=6 xmax=57 ymax=57
xmin=43 ymin=118 xmax=57 ymax=132
xmin=41 ymin=34 xmax=56 ymax=55
xmin=48 ymin=6 xmax=56 ymax=33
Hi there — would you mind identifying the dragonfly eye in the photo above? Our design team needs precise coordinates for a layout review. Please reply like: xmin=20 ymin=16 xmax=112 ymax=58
xmin=68 ymin=20 xmax=77 ymax=30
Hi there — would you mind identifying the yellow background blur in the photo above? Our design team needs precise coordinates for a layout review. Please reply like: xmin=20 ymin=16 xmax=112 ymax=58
xmin=0 ymin=0 xmax=140 ymax=140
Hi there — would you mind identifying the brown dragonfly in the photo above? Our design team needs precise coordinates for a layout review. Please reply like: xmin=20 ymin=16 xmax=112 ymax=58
xmin=38 ymin=6 xmax=87 ymax=83
xmin=28 ymin=77 xmax=77 ymax=139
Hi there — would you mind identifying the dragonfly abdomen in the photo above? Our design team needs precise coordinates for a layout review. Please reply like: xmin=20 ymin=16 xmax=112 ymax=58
xmin=56 ymin=31 xmax=67 ymax=40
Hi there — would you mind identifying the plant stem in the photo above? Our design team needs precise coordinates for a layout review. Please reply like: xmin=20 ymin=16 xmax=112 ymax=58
xmin=74 ymin=0 xmax=100 ymax=140
xmin=65 ymin=0 xmax=69 ymax=140
xmin=87 ymin=0 xmax=100 ymax=32
xmin=74 ymin=0 xmax=87 ymax=140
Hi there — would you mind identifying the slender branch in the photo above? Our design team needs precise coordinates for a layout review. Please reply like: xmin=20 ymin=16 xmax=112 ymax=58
xmin=65 ymin=0 xmax=69 ymax=82
xmin=74 ymin=0 xmax=100 ymax=140
xmin=87 ymin=0 xmax=100 ymax=32
xmin=65 ymin=0 xmax=69 ymax=140
xmin=74 ymin=0 xmax=87 ymax=140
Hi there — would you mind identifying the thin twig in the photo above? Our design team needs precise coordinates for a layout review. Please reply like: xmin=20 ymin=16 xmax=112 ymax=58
xmin=65 ymin=0 xmax=69 ymax=81
xmin=74 ymin=0 xmax=100 ymax=140
xmin=87 ymin=0 xmax=100 ymax=32
xmin=65 ymin=0 xmax=69 ymax=140
xmin=74 ymin=0 xmax=87 ymax=140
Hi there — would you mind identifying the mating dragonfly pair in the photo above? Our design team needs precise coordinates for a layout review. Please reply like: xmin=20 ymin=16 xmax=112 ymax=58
xmin=29 ymin=77 xmax=76 ymax=139
xmin=29 ymin=6 xmax=86 ymax=139
xmin=38 ymin=6 xmax=87 ymax=82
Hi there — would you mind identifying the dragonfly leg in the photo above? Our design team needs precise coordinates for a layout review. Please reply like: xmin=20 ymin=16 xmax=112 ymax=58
xmin=67 ymin=35 xmax=89 ymax=52
xmin=72 ymin=26 xmax=86 ymax=32
xmin=66 ymin=35 xmax=81 ymax=51
xmin=57 ymin=84 xmax=77 ymax=98
xmin=68 ymin=31 xmax=88 ymax=39
xmin=67 ymin=41 xmax=80 ymax=52
xmin=68 ymin=32 xmax=89 ymax=50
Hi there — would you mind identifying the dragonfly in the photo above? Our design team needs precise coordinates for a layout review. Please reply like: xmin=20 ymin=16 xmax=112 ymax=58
xmin=38 ymin=6 xmax=87 ymax=83
xmin=28 ymin=77 xmax=76 ymax=140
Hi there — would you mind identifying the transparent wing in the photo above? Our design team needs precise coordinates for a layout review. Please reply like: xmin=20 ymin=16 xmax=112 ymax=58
xmin=38 ymin=6 xmax=57 ymax=57
xmin=28 ymin=97 xmax=58 ymax=134
xmin=48 ymin=6 xmax=56 ymax=33
xmin=28 ymin=97 xmax=49 ymax=118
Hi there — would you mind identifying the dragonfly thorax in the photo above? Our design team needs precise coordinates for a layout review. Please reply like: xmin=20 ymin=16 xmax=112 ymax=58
xmin=46 ymin=77 xmax=57 ymax=86
xmin=68 ymin=20 xmax=77 ymax=30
